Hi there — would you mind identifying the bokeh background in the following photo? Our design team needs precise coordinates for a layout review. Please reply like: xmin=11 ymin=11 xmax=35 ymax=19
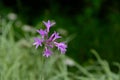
xmin=0 ymin=0 xmax=120 ymax=79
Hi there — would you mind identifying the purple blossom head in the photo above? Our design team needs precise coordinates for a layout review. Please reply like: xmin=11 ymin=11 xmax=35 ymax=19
xmin=33 ymin=38 xmax=43 ymax=48
xmin=43 ymin=20 xmax=56 ymax=32
xmin=33 ymin=20 xmax=67 ymax=57
xmin=48 ymin=32 xmax=61 ymax=42
xmin=37 ymin=29 xmax=47 ymax=38
xmin=54 ymin=42 xmax=67 ymax=54
xmin=43 ymin=47 xmax=52 ymax=57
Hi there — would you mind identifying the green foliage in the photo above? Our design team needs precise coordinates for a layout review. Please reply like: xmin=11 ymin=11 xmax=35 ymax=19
xmin=0 ymin=15 xmax=120 ymax=80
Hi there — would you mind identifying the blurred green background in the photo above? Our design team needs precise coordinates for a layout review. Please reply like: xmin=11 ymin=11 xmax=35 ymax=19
xmin=0 ymin=0 xmax=120 ymax=68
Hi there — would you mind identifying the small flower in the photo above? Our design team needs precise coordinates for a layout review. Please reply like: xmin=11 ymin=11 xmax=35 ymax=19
xmin=54 ymin=42 xmax=67 ymax=54
xmin=33 ymin=38 xmax=43 ymax=48
xmin=37 ymin=29 xmax=47 ymax=38
xmin=43 ymin=20 xmax=56 ymax=32
xmin=43 ymin=47 xmax=52 ymax=57
xmin=33 ymin=20 xmax=67 ymax=57
xmin=48 ymin=32 xmax=61 ymax=42
xmin=7 ymin=13 xmax=17 ymax=20
xmin=65 ymin=58 xmax=75 ymax=67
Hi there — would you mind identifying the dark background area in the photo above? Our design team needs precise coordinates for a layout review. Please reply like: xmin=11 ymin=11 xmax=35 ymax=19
xmin=0 ymin=0 xmax=120 ymax=65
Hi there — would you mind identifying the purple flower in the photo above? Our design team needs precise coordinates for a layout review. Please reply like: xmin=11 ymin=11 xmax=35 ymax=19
xmin=37 ymin=29 xmax=47 ymax=38
xmin=43 ymin=20 xmax=56 ymax=32
xmin=43 ymin=47 xmax=52 ymax=57
xmin=33 ymin=20 xmax=67 ymax=57
xmin=48 ymin=32 xmax=61 ymax=42
xmin=33 ymin=38 xmax=43 ymax=48
xmin=54 ymin=42 xmax=67 ymax=54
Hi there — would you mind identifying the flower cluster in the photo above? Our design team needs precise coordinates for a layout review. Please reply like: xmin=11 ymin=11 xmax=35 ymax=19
xmin=33 ymin=20 xmax=67 ymax=57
